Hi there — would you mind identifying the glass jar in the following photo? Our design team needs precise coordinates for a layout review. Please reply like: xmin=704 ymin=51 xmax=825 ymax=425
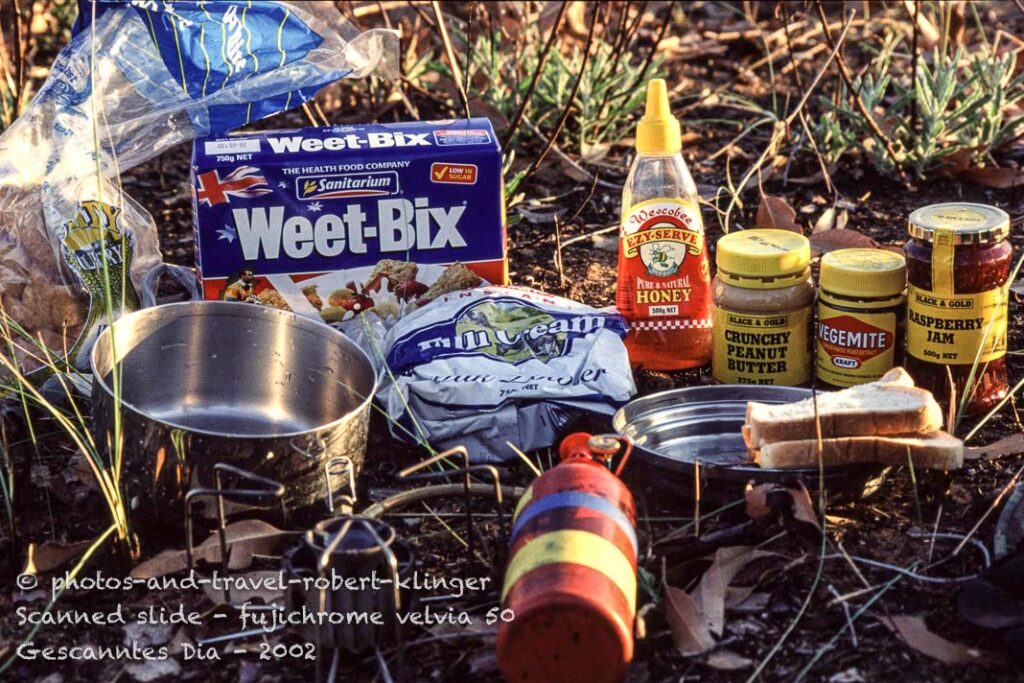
xmin=816 ymin=248 xmax=907 ymax=389
xmin=712 ymin=229 xmax=814 ymax=385
xmin=904 ymin=203 xmax=1012 ymax=415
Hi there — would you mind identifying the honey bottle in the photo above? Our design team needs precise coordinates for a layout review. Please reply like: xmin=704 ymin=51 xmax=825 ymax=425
xmin=616 ymin=79 xmax=712 ymax=370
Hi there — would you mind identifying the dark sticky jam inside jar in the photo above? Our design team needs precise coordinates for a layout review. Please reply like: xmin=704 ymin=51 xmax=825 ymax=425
xmin=904 ymin=203 xmax=1012 ymax=416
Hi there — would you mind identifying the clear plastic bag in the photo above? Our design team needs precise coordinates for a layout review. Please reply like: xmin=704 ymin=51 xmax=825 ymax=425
xmin=0 ymin=1 xmax=397 ymax=372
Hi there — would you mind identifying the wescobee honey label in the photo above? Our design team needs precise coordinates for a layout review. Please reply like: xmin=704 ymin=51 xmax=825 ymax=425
xmin=191 ymin=118 xmax=506 ymax=303
xmin=615 ymin=198 xmax=712 ymax=329
xmin=711 ymin=306 xmax=812 ymax=385
xmin=907 ymin=284 xmax=1008 ymax=365
xmin=816 ymin=306 xmax=897 ymax=386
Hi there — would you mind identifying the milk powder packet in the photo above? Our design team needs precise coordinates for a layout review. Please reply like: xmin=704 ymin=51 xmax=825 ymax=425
xmin=379 ymin=286 xmax=637 ymax=461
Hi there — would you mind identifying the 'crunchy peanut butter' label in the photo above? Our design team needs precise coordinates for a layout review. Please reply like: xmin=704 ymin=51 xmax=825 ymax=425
xmin=816 ymin=305 xmax=898 ymax=387
xmin=907 ymin=285 xmax=1007 ymax=365
xmin=712 ymin=305 xmax=812 ymax=385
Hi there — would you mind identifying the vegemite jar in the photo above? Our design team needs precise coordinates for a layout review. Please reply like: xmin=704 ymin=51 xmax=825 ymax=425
xmin=712 ymin=229 xmax=814 ymax=385
xmin=816 ymin=248 xmax=907 ymax=389
xmin=904 ymin=203 xmax=1012 ymax=415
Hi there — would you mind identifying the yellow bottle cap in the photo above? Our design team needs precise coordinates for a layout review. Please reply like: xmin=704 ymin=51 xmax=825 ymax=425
xmin=819 ymin=248 xmax=906 ymax=299
xmin=908 ymin=202 xmax=1010 ymax=244
xmin=636 ymin=79 xmax=682 ymax=155
xmin=716 ymin=229 xmax=810 ymax=289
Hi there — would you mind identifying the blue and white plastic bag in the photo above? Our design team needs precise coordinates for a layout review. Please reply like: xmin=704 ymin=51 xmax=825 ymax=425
xmin=380 ymin=286 xmax=638 ymax=461
xmin=0 ymin=1 xmax=397 ymax=371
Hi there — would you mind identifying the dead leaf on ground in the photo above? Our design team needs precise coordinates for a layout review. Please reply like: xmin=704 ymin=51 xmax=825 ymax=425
xmin=125 ymin=658 xmax=181 ymax=683
xmin=960 ymin=166 xmax=1024 ymax=189
xmin=789 ymin=483 xmax=821 ymax=530
xmin=813 ymin=207 xmax=849 ymax=234
xmin=663 ymin=580 xmax=716 ymax=655
xmin=580 ymin=141 xmax=611 ymax=165
xmin=879 ymin=615 xmax=1003 ymax=666
xmin=965 ymin=433 xmax=1024 ymax=461
xmin=1012 ymin=278 xmax=1024 ymax=297
xmin=697 ymin=546 xmax=773 ymax=636
xmin=468 ymin=97 xmax=510 ymax=132
xmin=706 ymin=649 xmax=754 ymax=671
xmin=744 ymin=483 xmax=773 ymax=520
xmin=131 ymin=519 xmax=293 ymax=579
xmin=744 ymin=483 xmax=819 ymax=529
xmin=813 ymin=207 xmax=836 ymax=234
xmin=727 ymin=590 xmax=770 ymax=614
xmin=809 ymin=229 xmax=879 ymax=256
xmin=23 ymin=539 xmax=93 ymax=575
xmin=756 ymin=195 xmax=802 ymax=233
xmin=664 ymin=545 xmax=778 ymax=655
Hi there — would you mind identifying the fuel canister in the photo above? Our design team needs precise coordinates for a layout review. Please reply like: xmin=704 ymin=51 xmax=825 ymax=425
xmin=497 ymin=434 xmax=637 ymax=683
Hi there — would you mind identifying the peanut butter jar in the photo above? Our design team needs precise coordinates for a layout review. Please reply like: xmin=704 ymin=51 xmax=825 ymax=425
xmin=712 ymin=229 xmax=814 ymax=386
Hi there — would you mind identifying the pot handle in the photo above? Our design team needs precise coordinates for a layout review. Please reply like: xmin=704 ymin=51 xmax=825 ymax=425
xmin=290 ymin=435 xmax=357 ymax=513
xmin=141 ymin=263 xmax=200 ymax=308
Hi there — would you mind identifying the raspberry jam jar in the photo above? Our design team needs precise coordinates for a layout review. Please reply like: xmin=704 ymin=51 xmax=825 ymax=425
xmin=904 ymin=203 xmax=1012 ymax=415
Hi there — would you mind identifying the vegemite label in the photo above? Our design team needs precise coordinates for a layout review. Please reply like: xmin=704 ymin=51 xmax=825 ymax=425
xmin=711 ymin=305 xmax=812 ymax=385
xmin=616 ymin=198 xmax=712 ymax=330
xmin=816 ymin=305 xmax=897 ymax=387
xmin=907 ymin=284 xmax=1007 ymax=365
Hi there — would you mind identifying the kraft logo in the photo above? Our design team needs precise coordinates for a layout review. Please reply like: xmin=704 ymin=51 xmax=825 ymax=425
xmin=296 ymin=172 xmax=400 ymax=200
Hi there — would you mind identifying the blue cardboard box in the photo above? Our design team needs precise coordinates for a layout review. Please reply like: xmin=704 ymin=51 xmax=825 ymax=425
xmin=191 ymin=118 xmax=506 ymax=308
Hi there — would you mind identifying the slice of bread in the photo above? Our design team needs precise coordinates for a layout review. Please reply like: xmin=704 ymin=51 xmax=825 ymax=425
xmin=745 ymin=369 xmax=943 ymax=448
xmin=753 ymin=431 xmax=963 ymax=470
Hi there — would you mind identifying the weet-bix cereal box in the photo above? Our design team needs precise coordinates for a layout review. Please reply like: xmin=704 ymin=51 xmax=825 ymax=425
xmin=191 ymin=118 xmax=506 ymax=317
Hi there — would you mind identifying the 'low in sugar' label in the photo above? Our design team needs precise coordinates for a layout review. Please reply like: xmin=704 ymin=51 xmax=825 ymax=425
xmin=907 ymin=284 xmax=1007 ymax=365
xmin=712 ymin=306 xmax=812 ymax=385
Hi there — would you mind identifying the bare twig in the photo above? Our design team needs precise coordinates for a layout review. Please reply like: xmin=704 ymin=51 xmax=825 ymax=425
xmin=910 ymin=0 xmax=920 ymax=131
xmin=521 ymin=6 xmax=600 ymax=182
xmin=502 ymin=0 xmax=567 ymax=153
xmin=431 ymin=0 xmax=470 ymax=119
xmin=814 ymin=0 xmax=904 ymax=176
xmin=565 ymin=170 xmax=602 ymax=225
xmin=553 ymin=217 xmax=566 ymax=290
xmin=720 ymin=12 xmax=856 ymax=231
xmin=11 ymin=0 xmax=26 ymax=117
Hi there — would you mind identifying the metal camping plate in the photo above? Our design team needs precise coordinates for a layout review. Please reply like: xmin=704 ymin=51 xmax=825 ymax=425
xmin=612 ymin=385 xmax=884 ymax=492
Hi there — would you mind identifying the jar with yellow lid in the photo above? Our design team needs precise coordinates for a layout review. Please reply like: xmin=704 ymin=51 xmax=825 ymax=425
xmin=816 ymin=248 xmax=907 ymax=389
xmin=904 ymin=202 xmax=1012 ymax=415
xmin=712 ymin=229 xmax=814 ymax=385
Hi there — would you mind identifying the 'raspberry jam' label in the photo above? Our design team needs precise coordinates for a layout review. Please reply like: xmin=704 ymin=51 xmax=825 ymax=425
xmin=616 ymin=199 xmax=712 ymax=330
xmin=907 ymin=284 xmax=1007 ymax=365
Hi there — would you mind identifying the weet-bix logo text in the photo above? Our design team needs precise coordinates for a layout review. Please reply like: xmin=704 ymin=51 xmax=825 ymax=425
xmin=296 ymin=172 xmax=400 ymax=200
xmin=266 ymin=132 xmax=431 ymax=153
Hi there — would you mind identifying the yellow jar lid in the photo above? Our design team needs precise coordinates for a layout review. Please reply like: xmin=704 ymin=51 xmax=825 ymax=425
xmin=908 ymin=202 xmax=1010 ymax=244
xmin=716 ymin=229 xmax=810 ymax=288
xmin=819 ymin=248 xmax=906 ymax=298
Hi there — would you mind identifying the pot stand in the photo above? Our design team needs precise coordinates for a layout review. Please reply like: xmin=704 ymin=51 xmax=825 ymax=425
xmin=397 ymin=446 xmax=509 ymax=573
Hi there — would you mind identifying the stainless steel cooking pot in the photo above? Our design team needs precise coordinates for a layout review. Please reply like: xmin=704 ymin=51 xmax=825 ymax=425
xmin=90 ymin=301 xmax=377 ymax=521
